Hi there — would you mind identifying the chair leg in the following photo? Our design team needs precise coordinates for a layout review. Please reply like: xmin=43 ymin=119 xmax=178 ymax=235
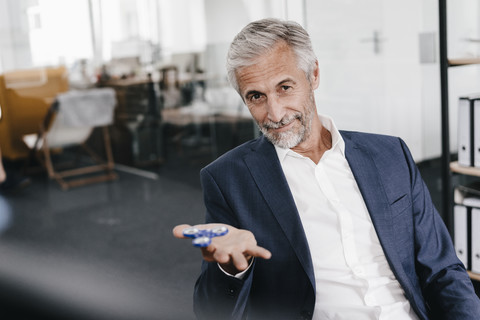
xmin=42 ymin=138 xmax=56 ymax=179
xmin=80 ymin=127 xmax=114 ymax=169
xmin=41 ymin=139 xmax=70 ymax=190
xmin=103 ymin=126 xmax=115 ymax=170
xmin=39 ymin=126 xmax=117 ymax=190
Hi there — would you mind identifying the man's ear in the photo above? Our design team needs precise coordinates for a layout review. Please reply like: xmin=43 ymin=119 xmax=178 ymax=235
xmin=311 ymin=60 xmax=320 ymax=90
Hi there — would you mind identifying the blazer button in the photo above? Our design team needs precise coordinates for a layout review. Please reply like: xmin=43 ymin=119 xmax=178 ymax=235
xmin=227 ymin=286 xmax=236 ymax=297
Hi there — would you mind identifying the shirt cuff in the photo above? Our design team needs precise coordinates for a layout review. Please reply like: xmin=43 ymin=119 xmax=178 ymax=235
xmin=217 ymin=258 xmax=254 ymax=279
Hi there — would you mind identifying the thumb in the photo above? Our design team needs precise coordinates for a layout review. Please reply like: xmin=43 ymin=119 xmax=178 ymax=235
xmin=172 ymin=224 xmax=193 ymax=239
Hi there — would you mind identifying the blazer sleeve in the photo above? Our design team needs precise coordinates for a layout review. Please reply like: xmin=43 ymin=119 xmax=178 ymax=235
xmin=193 ymin=167 xmax=253 ymax=320
xmin=400 ymin=138 xmax=480 ymax=319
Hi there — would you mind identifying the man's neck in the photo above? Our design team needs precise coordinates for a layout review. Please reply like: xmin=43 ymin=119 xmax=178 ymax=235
xmin=291 ymin=120 xmax=332 ymax=164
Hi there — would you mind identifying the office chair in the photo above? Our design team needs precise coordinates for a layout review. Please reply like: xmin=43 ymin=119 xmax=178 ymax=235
xmin=23 ymin=88 xmax=118 ymax=190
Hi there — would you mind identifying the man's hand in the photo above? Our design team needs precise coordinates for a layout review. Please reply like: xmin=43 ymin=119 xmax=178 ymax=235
xmin=173 ymin=223 xmax=271 ymax=275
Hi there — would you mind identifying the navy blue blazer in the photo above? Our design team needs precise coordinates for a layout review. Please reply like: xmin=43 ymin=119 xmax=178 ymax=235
xmin=194 ymin=131 xmax=480 ymax=320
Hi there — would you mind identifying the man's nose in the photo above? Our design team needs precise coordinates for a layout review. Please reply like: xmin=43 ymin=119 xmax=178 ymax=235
xmin=266 ymin=95 xmax=286 ymax=123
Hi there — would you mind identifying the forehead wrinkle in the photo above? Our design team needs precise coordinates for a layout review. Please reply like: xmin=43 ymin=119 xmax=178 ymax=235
xmin=238 ymin=65 xmax=296 ymax=97
xmin=236 ymin=42 xmax=304 ymax=96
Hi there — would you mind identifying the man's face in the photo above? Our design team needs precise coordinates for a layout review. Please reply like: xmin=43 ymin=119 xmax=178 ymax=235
xmin=236 ymin=42 xmax=319 ymax=149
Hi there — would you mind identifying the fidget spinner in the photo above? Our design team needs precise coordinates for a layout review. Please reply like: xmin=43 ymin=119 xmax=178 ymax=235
xmin=182 ymin=226 xmax=229 ymax=247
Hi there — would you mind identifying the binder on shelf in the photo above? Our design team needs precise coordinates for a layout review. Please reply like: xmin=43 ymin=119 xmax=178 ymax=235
xmin=454 ymin=205 xmax=469 ymax=268
xmin=474 ymin=99 xmax=480 ymax=167
xmin=458 ymin=97 xmax=473 ymax=167
xmin=472 ymin=208 xmax=480 ymax=273
xmin=458 ymin=95 xmax=480 ymax=167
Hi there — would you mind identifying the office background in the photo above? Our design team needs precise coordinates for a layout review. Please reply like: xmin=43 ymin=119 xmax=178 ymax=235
xmin=0 ymin=0 xmax=479 ymax=319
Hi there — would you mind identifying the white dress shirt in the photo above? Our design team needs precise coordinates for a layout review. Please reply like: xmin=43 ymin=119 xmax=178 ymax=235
xmin=275 ymin=115 xmax=419 ymax=320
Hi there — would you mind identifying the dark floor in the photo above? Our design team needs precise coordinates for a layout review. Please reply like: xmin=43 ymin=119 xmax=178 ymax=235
xmin=0 ymin=146 xmax=211 ymax=320
xmin=0 ymin=143 xmax=477 ymax=319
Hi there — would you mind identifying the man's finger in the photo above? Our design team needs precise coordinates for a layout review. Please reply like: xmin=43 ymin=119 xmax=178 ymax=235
xmin=231 ymin=250 xmax=249 ymax=271
xmin=212 ymin=247 xmax=231 ymax=264
xmin=247 ymin=246 xmax=272 ymax=260
xmin=172 ymin=224 xmax=193 ymax=239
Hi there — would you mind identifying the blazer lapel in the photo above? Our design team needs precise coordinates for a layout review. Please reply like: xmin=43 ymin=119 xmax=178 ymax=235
xmin=342 ymin=133 xmax=410 ymax=284
xmin=244 ymin=137 xmax=315 ymax=290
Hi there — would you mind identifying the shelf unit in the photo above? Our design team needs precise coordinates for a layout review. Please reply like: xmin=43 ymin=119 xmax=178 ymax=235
xmin=448 ymin=58 xmax=480 ymax=66
xmin=439 ymin=0 xmax=480 ymax=281
xmin=450 ymin=161 xmax=480 ymax=177
xmin=469 ymin=271 xmax=480 ymax=282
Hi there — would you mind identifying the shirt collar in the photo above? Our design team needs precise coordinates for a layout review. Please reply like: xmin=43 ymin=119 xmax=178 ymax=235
xmin=274 ymin=114 xmax=345 ymax=162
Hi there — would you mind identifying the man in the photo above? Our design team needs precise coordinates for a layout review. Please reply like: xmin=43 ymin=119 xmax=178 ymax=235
xmin=173 ymin=18 xmax=480 ymax=319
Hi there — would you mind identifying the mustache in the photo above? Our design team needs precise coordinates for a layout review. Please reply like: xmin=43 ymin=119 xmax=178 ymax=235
xmin=261 ymin=112 xmax=302 ymax=129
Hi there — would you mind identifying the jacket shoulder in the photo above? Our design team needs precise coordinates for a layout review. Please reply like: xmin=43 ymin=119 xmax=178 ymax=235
xmin=340 ymin=130 xmax=402 ymax=146
xmin=201 ymin=137 xmax=263 ymax=174
xmin=340 ymin=130 xmax=407 ymax=154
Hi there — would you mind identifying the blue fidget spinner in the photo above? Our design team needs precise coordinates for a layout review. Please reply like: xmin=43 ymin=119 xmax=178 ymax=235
xmin=183 ymin=226 xmax=229 ymax=247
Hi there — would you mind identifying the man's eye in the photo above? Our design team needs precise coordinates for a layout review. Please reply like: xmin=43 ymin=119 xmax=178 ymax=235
xmin=251 ymin=93 xmax=261 ymax=101
xmin=281 ymin=85 xmax=291 ymax=91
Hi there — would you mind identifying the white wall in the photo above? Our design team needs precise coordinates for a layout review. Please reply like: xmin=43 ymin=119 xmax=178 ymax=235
xmin=203 ymin=0 xmax=292 ymax=82
xmin=0 ymin=0 xmax=33 ymax=73
xmin=158 ymin=0 xmax=207 ymax=56
xmin=307 ymin=0 xmax=428 ymax=161
xmin=419 ymin=0 xmax=441 ymax=161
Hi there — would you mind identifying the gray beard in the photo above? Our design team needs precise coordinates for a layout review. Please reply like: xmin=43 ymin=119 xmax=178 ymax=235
xmin=260 ymin=122 xmax=305 ymax=149
xmin=258 ymin=107 xmax=314 ymax=149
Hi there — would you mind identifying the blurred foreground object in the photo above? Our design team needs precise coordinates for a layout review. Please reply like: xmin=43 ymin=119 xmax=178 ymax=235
xmin=0 ymin=243 xmax=162 ymax=320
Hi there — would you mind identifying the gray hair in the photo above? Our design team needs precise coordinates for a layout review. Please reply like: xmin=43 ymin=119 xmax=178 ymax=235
xmin=226 ymin=18 xmax=317 ymax=93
